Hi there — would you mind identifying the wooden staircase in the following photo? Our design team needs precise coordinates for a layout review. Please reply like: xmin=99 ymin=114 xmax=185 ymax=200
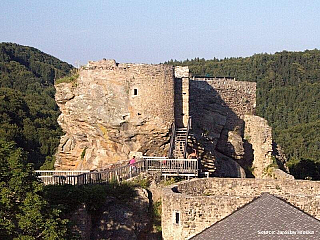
xmin=168 ymin=117 xmax=192 ymax=159
xmin=173 ymin=128 xmax=187 ymax=158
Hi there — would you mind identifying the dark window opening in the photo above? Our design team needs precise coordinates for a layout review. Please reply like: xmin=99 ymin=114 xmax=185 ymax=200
xmin=134 ymin=89 xmax=138 ymax=95
xmin=175 ymin=212 xmax=180 ymax=224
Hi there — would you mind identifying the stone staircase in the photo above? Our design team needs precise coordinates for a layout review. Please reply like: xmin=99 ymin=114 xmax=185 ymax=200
xmin=173 ymin=128 xmax=188 ymax=159
xmin=56 ymin=152 xmax=77 ymax=169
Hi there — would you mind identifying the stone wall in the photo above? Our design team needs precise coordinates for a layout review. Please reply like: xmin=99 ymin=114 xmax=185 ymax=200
xmin=174 ymin=67 xmax=190 ymax=127
xmin=201 ymin=79 xmax=256 ymax=129
xmin=175 ymin=66 xmax=190 ymax=78
xmin=55 ymin=59 xmax=175 ymax=170
xmin=162 ymin=178 xmax=320 ymax=240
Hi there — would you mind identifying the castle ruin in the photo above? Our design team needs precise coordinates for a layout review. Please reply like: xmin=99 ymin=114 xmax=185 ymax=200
xmin=54 ymin=59 xmax=285 ymax=179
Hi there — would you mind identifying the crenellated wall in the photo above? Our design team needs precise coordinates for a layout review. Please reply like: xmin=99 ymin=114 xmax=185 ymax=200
xmin=162 ymin=178 xmax=320 ymax=240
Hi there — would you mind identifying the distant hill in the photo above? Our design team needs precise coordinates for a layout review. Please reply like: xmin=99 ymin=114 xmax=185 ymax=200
xmin=167 ymin=50 xmax=320 ymax=179
xmin=0 ymin=42 xmax=73 ymax=168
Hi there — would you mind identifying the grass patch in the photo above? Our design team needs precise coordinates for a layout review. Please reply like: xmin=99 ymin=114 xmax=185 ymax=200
xmin=152 ymin=201 xmax=162 ymax=233
xmin=132 ymin=175 xmax=151 ymax=189
xmin=161 ymin=177 xmax=183 ymax=186
xmin=263 ymin=156 xmax=279 ymax=177
xmin=81 ymin=147 xmax=87 ymax=159
xmin=55 ymin=69 xmax=79 ymax=85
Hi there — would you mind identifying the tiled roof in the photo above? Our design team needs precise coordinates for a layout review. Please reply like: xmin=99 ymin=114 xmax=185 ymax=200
xmin=190 ymin=193 xmax=320 ymax=240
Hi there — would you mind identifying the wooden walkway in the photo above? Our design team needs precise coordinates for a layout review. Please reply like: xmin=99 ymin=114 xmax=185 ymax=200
xmin=35 ymin=157 xmax=199 ymax=185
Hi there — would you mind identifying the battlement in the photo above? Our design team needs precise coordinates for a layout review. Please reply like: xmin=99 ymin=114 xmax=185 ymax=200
xmin=85 ymin=59 xmax=173 ymax=72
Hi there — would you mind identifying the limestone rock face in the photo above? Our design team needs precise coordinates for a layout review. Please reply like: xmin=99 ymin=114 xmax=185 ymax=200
xmin=55 ymin=60 xmax=175 ymax=170
xmin=243 ymin=115 xmax=273 ymax=178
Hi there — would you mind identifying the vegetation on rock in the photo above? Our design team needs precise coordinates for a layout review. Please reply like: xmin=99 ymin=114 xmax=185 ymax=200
xmin=55 ymin=68 xmax=79 ymax=85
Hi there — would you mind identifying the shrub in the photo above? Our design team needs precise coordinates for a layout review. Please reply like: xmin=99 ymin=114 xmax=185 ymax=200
xmin=55 ymin=69 xmax=79 ymax=85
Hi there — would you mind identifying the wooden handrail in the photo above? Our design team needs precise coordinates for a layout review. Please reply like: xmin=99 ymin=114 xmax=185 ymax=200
xmin=36 ymin=156 xmax=199 ymax=186
xmin=167 ymin=122 xmax=176 ymax=158
xmin=183 ymin=116 xmax=192 ymax=158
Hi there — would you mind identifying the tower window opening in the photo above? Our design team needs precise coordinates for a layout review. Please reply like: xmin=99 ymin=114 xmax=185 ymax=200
xmin=133 ymin=89 xmax=138 ymax=95
xmin=175 ymin=212 xmax=180 ymax=224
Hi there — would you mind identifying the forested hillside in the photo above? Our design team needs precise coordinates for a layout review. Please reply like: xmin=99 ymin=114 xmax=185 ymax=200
xmin=0 ymin=42 xmax=73 ymax=169
xmin=167 ymin=50 xmax=320 ymax=179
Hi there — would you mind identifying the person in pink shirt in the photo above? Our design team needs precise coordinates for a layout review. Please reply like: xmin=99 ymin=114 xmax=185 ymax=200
xmin=129 ymin=156 xmax=136 ymax=166
xmin=129 ymin=156 xmax=137 ymax=173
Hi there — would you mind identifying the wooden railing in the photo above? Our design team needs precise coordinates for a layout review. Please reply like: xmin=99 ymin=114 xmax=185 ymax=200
xmin=35 ymin=160 xmax=146 ymax=185
xmin=183 ymin=116 xmax=192 ymax=158
xmin=144 ymin=157 xmax=198 ymax=175
xmin=35 ymin=170 xmax=90 ymax=185
xmin=36 ymin=157 xmax=198 ymax=185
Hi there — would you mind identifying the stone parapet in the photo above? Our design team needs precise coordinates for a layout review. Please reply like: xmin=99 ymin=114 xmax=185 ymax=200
xmin=162 ymin=178 xmax=320 ymax=240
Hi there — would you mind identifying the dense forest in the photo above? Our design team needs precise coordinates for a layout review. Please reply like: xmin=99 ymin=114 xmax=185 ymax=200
xmin=167 ymin=50 xmax=320 ymax=179
xmin=0 ymin=43 xmax=76 ymax=238
xmin=0 ymin=42 xmax=73 ymax=169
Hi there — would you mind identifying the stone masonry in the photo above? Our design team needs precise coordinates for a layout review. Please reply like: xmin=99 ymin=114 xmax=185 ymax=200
xmin=162 ymin=178 xmax=320 ymax=240
xmin=174 ymin=66 xmax=190 ymax=127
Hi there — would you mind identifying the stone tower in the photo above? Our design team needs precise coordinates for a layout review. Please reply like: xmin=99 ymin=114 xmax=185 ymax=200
xmin=55 ymin=59 xmax=175 ymax=170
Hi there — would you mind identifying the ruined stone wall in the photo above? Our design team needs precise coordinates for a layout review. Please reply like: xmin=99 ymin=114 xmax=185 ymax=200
xmin=188 ymin=79 xmax=257 ymax=175
xmin=162 ymin=178 xmax=320 ymax=240
xmin=204 ymin=79 xmax=256 ymax=116
xmin=200 ymin=79 xmax=256 ymax=129
xmin=55 ymin=59 xmax=175 ymax=170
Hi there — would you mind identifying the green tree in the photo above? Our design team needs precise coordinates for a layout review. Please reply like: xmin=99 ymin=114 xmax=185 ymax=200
xmin=0 ymin=140 xmax=69 ymax=239
xmin=0 ymin=42 xmax=73 ymax=169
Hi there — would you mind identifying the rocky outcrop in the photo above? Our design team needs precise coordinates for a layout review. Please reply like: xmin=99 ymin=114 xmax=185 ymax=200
xmin=55 ymin=60 xmax=175 ymax=170
xmin=91 ymin=188 xmax=150 ymax=240
xmin=71 ymin=187 xmax=151 ymax=240
xmin=243 ymin=115 xmax=293 ymax=179
xmin=243 ymin=115 xmax=273 ymax=178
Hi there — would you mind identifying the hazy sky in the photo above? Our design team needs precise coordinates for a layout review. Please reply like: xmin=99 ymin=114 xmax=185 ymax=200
xmin=1 ymin=0 xmax=320 ymax=65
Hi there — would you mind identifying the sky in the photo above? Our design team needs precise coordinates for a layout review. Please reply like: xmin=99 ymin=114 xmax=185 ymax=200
xmin=1 ymin=0 xmax=320 ymax=66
